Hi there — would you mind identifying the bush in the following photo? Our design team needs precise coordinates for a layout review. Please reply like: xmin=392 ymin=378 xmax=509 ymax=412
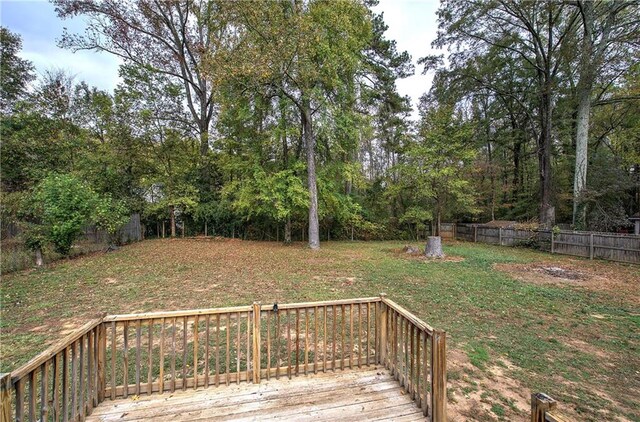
xmin=19 ymin=174 xmax=131 ymax=258
xmin=31 ymin=174 xmax=98 ymax=255
xmin=93 ymin=196 xmax=130 ymax=245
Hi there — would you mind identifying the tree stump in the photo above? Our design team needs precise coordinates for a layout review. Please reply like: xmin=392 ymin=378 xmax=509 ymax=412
xmin=425 ymin=236 xmax=444 ymax=258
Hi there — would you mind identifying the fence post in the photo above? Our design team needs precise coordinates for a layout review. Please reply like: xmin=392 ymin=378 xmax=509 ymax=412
xmin=474 ymin=225 xmax=477 ymax=243
xmin=252 ymin=302 xmax=261 ymax=384
xmin=499 ymin=227 xmax=503 ymax=246
xmin=431 ymin=330 xmax=447 ymax=422
xmin=378 ymin=294 xmax=387 ymax=366
xmin=0 ymin=373 xmax=11 ymax=422
xmin=531 ymin=393 xmax=556 ymax=422
xmin=589 ymin=233 xmax=594 ymax=260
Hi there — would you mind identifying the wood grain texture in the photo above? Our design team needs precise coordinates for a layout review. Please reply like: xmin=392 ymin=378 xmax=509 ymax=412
xmin=7 ymin=297 xmax=441 ymax=422
xmin=86 ymin=366 xmax=424 ymax=422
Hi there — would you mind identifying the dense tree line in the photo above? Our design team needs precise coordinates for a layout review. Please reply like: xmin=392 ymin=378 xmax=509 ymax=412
xmin=1 ymin=0 xmax=638 ymax=259
xmin=424 ymin=0 xmax=640 ymax=229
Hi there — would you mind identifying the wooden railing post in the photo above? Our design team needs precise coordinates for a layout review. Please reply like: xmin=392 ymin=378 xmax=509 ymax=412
xmin=0 ymin=373 xmax=11 ymax=422
xmin=589 ymin=233 xmax=594 ymax=259
xmin=97 ymin=323 xmax=106 ymax=403
xmin=378 ymin=294 xmax=387 ymax=366
xmin=531 ymin=392 xmax=556 ymax=422
xmin=431 ymin=329 xmax=447 ymax=422
xmin=252 ymin=302 xmax=261 ymax=384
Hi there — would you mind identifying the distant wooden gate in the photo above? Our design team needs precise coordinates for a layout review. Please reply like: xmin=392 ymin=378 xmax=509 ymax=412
xmin=439 ymin=223 xmax=455 ymax=239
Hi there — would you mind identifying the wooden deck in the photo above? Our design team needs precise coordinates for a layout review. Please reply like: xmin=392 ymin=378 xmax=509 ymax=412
xmin=86 ymin=366 xmax=426 ymax=421
xmin=4 ymin=297 xmax=446 ymax=421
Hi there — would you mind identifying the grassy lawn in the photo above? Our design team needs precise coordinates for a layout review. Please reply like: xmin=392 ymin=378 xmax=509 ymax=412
xmin=1 ymin=239 xmax=638 ymax=421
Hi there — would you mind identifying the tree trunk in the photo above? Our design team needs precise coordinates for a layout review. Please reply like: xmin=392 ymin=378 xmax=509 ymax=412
xmin=573 ymin=82 xmax=591 ymax=228
xmin=284 ymin=217 xmax=292 ymax=244
xmin=302 ymin=99 xmax=320 ymax=250
xmin=35 ymin=247 xmax=43 ymax=267
xmin=538 ymin=79 xmax=555 ymax=228
xmin=198 ymin=128 xmax=212 ymax=200
xmin=425 ymin=236 xmax=444 ymax=258
xmin=280 ymin=96 xmax=289 ymax=164
xmin=573 ymin=0 xmax=597 ymax=228
xmin=488 ymin=140 xmax=496 ymax=221
xmin=537 ymin=4 xmax=557 ymax=229
xmin=169 ymin=205 xmax=176 ymax=237
xmin=512 ymin=136 xmax=523 ymax=203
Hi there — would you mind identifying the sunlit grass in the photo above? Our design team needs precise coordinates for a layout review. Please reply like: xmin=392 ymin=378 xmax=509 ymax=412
xmin=1 ymin=239 xmax=637 ymax=421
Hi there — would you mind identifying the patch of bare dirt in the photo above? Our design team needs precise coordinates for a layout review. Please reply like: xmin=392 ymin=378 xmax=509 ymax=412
xmin=494 ymin=260 xmax=639 ymax=304
xmin=446 ymin=346 xmax=631 ymax=422
xmin=446 ymin=348 xmax=530 ymax=421
xmin=312 ymin=275 xmax=360 ymax=287
xmin=564 ymin=338 xmax=611 ymax=361
xmin=538 ymin=266 xmax=584 ymax=280
xmin=394 ymin=247 xmax=465 ymax=263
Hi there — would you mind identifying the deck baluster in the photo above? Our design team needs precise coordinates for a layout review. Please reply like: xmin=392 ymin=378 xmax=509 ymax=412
xmin=5 ymin=296 xmax=445 ymax=422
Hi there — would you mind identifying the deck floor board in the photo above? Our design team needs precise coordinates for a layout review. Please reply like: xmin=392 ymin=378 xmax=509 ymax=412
xmin=86 ymin=366 xmax=426 ymax=421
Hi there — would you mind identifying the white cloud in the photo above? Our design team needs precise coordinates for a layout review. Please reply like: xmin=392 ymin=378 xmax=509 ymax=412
xmin=1 ymin=0 xmax=122 ymax=91
xmin=23 ymin=47 xmax=122 ymax=92
xmin=373 ymin=0 xmax=441 ymax=119
xmin=5 ymin=0 xmax=440 ymax=117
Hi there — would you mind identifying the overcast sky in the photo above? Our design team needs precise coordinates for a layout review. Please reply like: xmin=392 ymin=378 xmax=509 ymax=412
xmin=1 ymin=0 xmax=440 ymax=117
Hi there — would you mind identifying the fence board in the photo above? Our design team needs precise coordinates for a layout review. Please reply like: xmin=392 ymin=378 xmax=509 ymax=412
xmin=454 ymin=223 xmax=639 ymax=264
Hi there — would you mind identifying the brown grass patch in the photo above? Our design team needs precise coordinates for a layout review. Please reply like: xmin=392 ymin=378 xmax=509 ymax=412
xmin=447 ymin=348 xmax=530 ymax=421
xmin=394 ymin=246 xmax=465 ymax=263
xmin=493 ymin=259 xmax=639 ymax=305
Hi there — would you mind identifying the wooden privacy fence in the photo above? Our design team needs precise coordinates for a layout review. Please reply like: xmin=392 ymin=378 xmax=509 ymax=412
xmin=1 ymin=214 xmax=143 ymax=274
xmin=454 ymin=223 xmax=640 ymax=264
xmin=1 ymin=296 xmax=447 ymax=422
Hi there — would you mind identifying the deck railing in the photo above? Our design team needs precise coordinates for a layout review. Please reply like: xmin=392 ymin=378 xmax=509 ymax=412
xmin=1 ymin=317 xmax=107 ymax=422
xmin=379 ymin=296 xmax=447 ymax=421
xmin=1 ymin=296 xmax=447 ymax=422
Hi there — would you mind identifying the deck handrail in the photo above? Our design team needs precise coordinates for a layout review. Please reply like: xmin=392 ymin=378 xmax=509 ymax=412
xmin=4 ymin=316 xmax=107 ymax=422
xmin=2 ymin=296 xmax=446 ymax=422
xmin=379 ymin=295 xmax=447 ymax=421
xmin=102 ymin=305 xmax=253 ymax=322
xmin=381 ymin=297 xmax=435 ymax=335
xmin=9 ymin=316 xmax=105 ymax=384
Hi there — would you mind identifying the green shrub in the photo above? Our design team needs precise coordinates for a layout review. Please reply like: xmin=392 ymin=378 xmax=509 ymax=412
xmin=93 ymin=196 xmax=130 ymax=244
xmin=32 ymin=174 xmax=98 ymax=255
xmin=16 ymin=174 xmax=131 ymax=265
